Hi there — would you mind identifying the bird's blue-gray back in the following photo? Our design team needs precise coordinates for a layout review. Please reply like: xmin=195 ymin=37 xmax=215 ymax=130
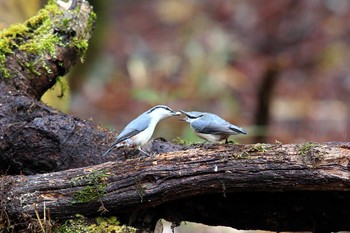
xmin=113 ymin=112 xmax=150 ymax=144
xmin=192 ymin=113 xmax=244 ymax=135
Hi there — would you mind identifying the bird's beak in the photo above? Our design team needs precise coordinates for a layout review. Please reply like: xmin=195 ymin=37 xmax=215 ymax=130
xmin=172 ymin=111 xmax=181 ymax=116
xmin=178 ymin=110 xmax=188 ymax=121
xmin=179 ymin=110 xmax=187 ymax=115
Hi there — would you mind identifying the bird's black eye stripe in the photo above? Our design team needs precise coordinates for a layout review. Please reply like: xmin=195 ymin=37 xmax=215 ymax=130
xmin=148 ymin=105 xmax=172 ymax=113
xmin=187 ymin=114 xmax=203 ymax=119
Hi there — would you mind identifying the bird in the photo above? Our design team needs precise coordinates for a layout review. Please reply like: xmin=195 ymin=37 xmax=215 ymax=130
xmin=180 ymin=110 xmax=247 ymax=143
xmin=103 ymin=105 xmax=181 ymax=156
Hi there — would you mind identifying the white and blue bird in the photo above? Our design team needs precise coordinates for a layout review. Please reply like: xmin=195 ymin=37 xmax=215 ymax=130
xmin=180 ymin=110 xmax=247 ymax=143
xmin=103 ymin=105 xmax=180 ymax=156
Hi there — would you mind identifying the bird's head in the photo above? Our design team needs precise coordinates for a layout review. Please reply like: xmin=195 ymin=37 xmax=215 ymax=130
xmin=147 ymin=105 xmax=181 ymax=121
xmin=179 ymin=110 xmax=205 ymax=123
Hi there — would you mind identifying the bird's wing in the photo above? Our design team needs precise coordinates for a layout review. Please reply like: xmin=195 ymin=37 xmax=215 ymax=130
xmin=114 ymin=114 xmax=150 ymax=144
xmin=192 ymin=115 xmax=246 ymax=135
xmin=192 ymin=120 xmax=231 ymax=134
xmin=113 ymin=129 xmax=143 ymax=144
xmin=102 ymin=115 xmax=149 ymax=157
xmin=229 ymin=125 xmax=247 ymax=134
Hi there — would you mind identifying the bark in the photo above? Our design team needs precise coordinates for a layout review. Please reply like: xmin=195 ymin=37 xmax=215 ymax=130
xmin=0 ymin=0 xmax=109 ymax=175
xmin=1 ymin=142 xmax=350 ymax=232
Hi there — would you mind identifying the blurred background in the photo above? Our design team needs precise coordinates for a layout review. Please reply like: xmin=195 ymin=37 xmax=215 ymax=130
xmin=1 ymin=0 xmax=350 ymax=232
xmin=1 ymin=0 xmax=349 ymax=145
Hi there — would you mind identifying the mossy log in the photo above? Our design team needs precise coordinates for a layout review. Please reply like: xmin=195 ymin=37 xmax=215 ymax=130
xmin=0 ymin=0 xmax=109 ymax=175
xmin=1 ymin=142 xmax=350 ymax=232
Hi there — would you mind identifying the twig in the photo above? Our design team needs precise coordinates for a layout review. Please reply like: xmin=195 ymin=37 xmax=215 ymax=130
xmin=33 ymin=203 xmax=45 ymax=233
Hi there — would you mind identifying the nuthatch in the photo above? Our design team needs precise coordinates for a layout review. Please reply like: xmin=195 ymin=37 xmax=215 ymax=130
xmin=180 ymin=110 xmax=247 ymax=143
xmin=103 ymin=105 xmax=180 ymax=156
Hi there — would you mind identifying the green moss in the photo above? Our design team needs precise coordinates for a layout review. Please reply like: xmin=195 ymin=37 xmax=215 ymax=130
xmin=0 ymin=23 xmax=28 ymax=78
xmin=71 ymin=4 xmax=96 ymax=62
xmin=297 ymin=142 xmax=324 ymax=167
xmin=56 ymin=76 xmax=69 ymax=98
xmin=248 ymin=143 xmax=271 ymax=153
xmin=73 ymin=38 xmax=89 ymax=62
xmin=233 ymin=143 xmax=271 ymax=160
xmin=71 ymin=170 xmax=109 ymax=204
xmin=0 ymin=3 xmax=64 ymax=78
xmin=55 ymin=214 xmax=137 ymax=233
xmin=173 ymin=137 xmax=191 ymax=146
xmin=88 ymin=12 xmax=97 ymax=33
xmin=297 ymin=142 xmax=317 ymax=157
xmin=72 ymin=185 xmax=107 ymax=204
xmin=234 ymin=150 xmax=251 ymax=159
xmin=0 ymin=1 xmax=95 ymax=78
xmin=17 ymin=59 xmax=42 ymax=76
xmin=0 ymin=54 xmax=10 ymax=78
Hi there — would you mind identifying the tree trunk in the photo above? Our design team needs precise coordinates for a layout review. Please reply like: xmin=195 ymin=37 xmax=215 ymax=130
xmin=2 ymin=142 xmax=350 ymax=232
xmin=0 ymin=0 xmax=111 ymax=175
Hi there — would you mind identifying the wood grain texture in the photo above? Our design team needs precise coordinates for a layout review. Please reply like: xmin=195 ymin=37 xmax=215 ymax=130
xmin=2 ymin=142 xmax=349 ymax=231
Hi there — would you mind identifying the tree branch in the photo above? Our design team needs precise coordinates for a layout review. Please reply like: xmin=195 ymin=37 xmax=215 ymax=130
xmin=0 ymin=0 xmax=107 ymax=175
xmin=0 ymin=0 xmax=94 ymax=98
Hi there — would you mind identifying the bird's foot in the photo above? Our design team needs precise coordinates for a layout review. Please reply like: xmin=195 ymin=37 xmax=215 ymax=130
xmin=138 ymin=147 xmax=150 ymax=157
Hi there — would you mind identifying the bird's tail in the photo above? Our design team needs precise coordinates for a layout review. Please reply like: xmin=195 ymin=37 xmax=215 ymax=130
xmin=229 ymin=125 xmax=247 ymax=135
xmin=102 ymin=140 xmax=129 ymax=156
xmin=102 ymin=141 xmax=119 ymax=157
xmin=102 ymin=147 xmax=113 ymax=157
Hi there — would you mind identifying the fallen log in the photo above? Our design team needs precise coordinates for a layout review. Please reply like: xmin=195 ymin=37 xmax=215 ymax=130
xmin=1 ymin=142 xmax=350 ymax=231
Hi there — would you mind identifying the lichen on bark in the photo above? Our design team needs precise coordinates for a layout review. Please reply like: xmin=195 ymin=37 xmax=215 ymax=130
xmin=0 ymin=0 xmax=95 ymax=79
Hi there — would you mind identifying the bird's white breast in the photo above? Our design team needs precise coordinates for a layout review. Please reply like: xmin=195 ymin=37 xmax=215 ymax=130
xmin=129 ymin=118 xmax=159 ymax=146
xmin=196 ymin=132 xmax=228 ymax=142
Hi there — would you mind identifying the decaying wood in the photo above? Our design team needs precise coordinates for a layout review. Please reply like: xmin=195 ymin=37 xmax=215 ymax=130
xmin=1 ymin=142 xmax=350 ymax=231
xmin=0 ymin=0 xmax=112 ymax=175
